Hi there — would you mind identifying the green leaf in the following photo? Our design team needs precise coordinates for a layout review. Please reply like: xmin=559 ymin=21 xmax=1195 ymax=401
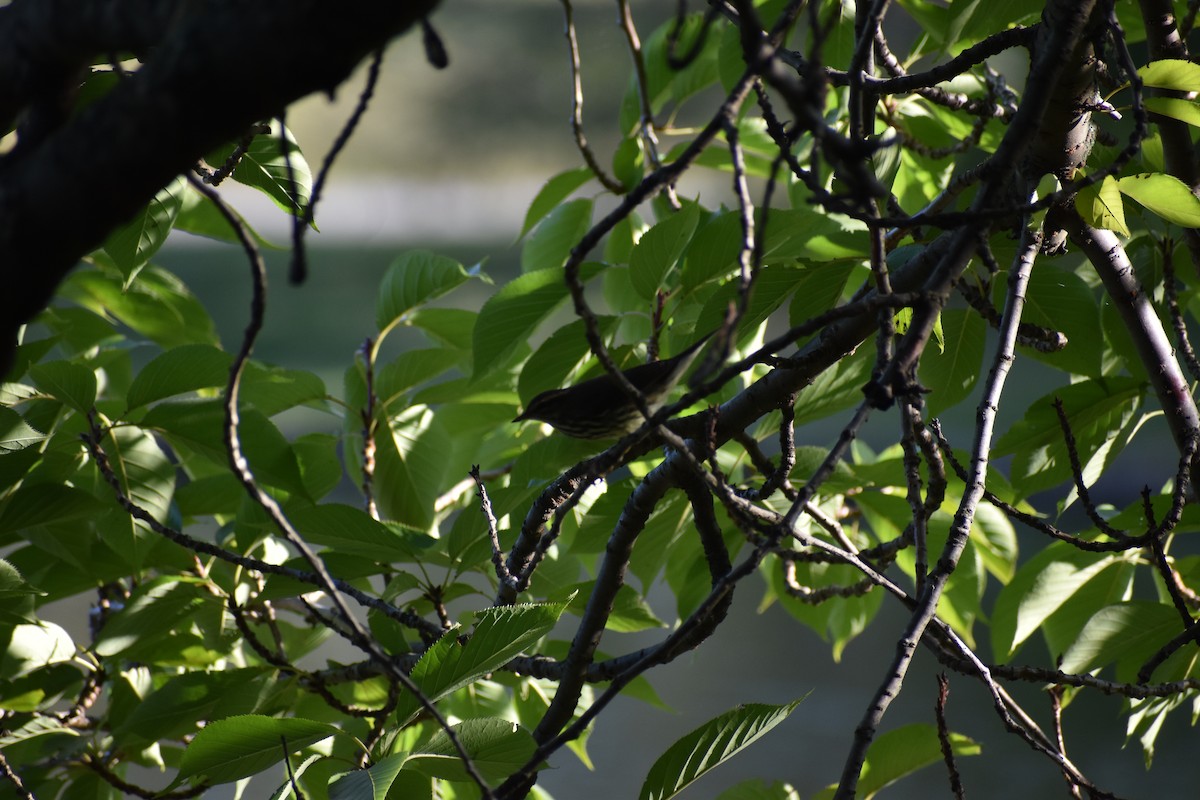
xmin=374 ymin=349 xmax=459 ymax=410
xmin=96 ymin=426 xmax=175 ymax=569
xmin=990 ymin=545 xmax=1127 ymax=662
xmin=993 ymin=377 xmax=1143 ymax=498
xmin=0 ymin=484 xmax=109 ymax=536
xmin=408 ymin=307 xmax=477 ymax=352
xmin=126 ymin=344 xmax=232 ymax=410
xmin=630 ymin=203 xmax=701 ymax=300
xmin=1144 ymin=96 xmax=1200 ymax=129
xmin=565 ymin=583 xmax=666 ymax=633
xmin=93 ymin=577 xmax=209 ymax=659
xmin=472 ymin=263 xmax=603 ymax=379
xmin=0 ymin=407 xmax=46 ymax=453
xmin=696 ymin=262 xmax=809 ymax=342
xmin=1138 ymin=59 xmax=1200 ymax=92
xmin=1059 ymin=601 xmax=1180 ymax=679
xmin=604 ymin=211 xmax=647 ymax=265
xmin=1075 ymin=175 xmax=1130 ymax=237
xmin=142 ymin=400 xmax=309 ymax=499
xmin=289 ymin=503 xmax=424 ymax=563
xmin=971 ymin=502 xmax=1018 ymax=585
xmin=394 ymin=600 xmax=571 ymax=723
xmin=1118 ymin=173 xmax=1200 ymax=228
xmin=765 ymin=553 xmax=883 ymax=661
xmin=208 ymin=122 xmax=313 ymax=218
xmin=612 ymin=134 xmax=644 ymax=189
xmin=0 ymin=715 xmax=80 ymax=751
xmin=406 ymin=718 xmax=538 ymax=783
xmin=943 ymin=0 xmax=1041 ymax=53
xmin=174 ymin=182 xmax=275 ymax=247
xmin=787 ymin=263 xmax=862 ymax=335
xmin=241 ymin=363 xmax=327 ymax=417
xmin=521 ymin=198 xmax=594 ymax=272
xmin=619 ymin=13 xmax=721 ymax=134
xmin=0 ymin=623 xmax=75 ymax=680
xmin=119 ymin=667 xmax=274 ymax=744
xmin=639 ymin=700 xmax=804 ymax=800
xmin=376 ymin=251 xmax=472 ymax=335
xmin=918 ymin=309 xmax=985 ymax=416
xmin=329 ymin=752 xmax=409 ymax=800
xmin=681 ymin=212 xmax=742 ymax=291
xmin=65 ymin=264 xmax=218 ymax=349
xmin=517 ymin=317 xmax=618 ymax=404
xmin=173 ymin=714 xmax=343 ymax=787
xmin=759 ymin=210 xmax=868 ymax=263
xmin=102 ymin=176 xmax=186 ymax=283
xmin=791 ymin=346 xmax=874 ymax=427
xmin=29 ymin=360 xmax=96 ymax=413
xmin=1012 ymin=263 xmax=1104 ymax=377
xmin=853 ymin=723 xmax=980 ymax=797
xmin=715 ymin=780 xmax=801 ymax=800
xmin=372 ymin=405 xmax=451 ymax=531
xmin=0 ymin=559 xmax=41 ymax=626
xmin=520 ymin=168 xmax=594 ymax=238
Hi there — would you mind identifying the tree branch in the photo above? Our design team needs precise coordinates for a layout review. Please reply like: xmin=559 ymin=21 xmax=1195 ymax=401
xmin=0 ymin=0 xmax=439 ymax=375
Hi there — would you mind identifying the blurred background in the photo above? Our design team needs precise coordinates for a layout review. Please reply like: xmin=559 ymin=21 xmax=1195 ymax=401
xmin=154 ymin=1 xmax=1197 ymax=797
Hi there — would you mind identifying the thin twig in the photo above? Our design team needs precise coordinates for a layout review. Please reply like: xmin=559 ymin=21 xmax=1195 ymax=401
xmin=472 ymin=465 xmax=514 ymax=591
xmin=934 ymin=674 xmax=966 ymax=800
xmin=560 ymin=0 xmax=623 ymax=192
xmin=289 ymin=48 xmax=386 ymax=285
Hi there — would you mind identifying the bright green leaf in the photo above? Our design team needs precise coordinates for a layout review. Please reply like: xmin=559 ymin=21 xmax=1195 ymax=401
xmin=855 ymin=722 xmax=980 ymax=797
xmin=329 ymin=752 xmax=409 ymax=800
xmin=372 ymin=405 xmax=451 ymax=531
xmin=103 ymin=176 xmax=186 ymax=283
xmin=207 ymin=122 xmax=313 ymax=219
xmin=639 ymin=700 xmax=804 ymax=800
xmin=394 ymin=599 xmax=571 ymax=724
xmin=93 ymin=577 xmax=208 ymax=659
xmin=1075 ymin=175 xmax=1130 ymax=237
xmin=1144 ymin=96 xmax=1200 ymax=129
xmin=630 ymin=203 xmax=701 ymax=300
xmin=1118 ymin=173 xmax=1200 ymax=228
xmin=520 ymin=169 xmax=594 ymax=239
xmin=991 ymin=546 xmax=1125 ymax=662
xmin=521 ymin=198 xmax=593 ymax=272
xmin=1138 ymin=59 xmax=1200 ymax=92
xmin=376 ymin=251 xmax=472 ymax=335
xmin=289 ymin=503 xmax=424 ymax=563
xmin=97 ymin=426 xmax=175 ymax=569
xmin=472 ymin=263 xmax=603 ymax=379
xmin=1059 ymin=601 xmax=1180 ymax=679
xmin=0 ymin=622 xmax=75 ymax=680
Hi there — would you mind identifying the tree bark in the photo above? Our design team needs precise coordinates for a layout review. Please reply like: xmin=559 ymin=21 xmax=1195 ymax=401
xmin=0 ymin=0 xmax=439 ymax=375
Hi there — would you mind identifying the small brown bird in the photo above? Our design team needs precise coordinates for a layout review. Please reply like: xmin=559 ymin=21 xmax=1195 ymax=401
xmin=513 ymin=333 xmax=713 ymax=439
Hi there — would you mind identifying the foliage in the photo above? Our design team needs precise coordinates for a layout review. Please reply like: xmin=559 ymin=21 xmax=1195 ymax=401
xmin=4 ymin=1 xmax=1200 ymax=799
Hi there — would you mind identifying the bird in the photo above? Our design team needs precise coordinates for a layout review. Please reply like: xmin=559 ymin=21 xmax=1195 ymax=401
xmin=512 ymin=332 xmax=714 ymax=439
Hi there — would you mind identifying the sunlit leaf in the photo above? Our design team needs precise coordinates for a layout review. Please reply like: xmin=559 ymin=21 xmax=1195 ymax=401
xmin=640 ymin=700 xmax=804 ymax=800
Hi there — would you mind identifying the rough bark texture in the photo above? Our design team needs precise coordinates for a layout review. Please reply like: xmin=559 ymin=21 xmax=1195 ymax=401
xmin=0 ymin=0 xmax=439 ymax=375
